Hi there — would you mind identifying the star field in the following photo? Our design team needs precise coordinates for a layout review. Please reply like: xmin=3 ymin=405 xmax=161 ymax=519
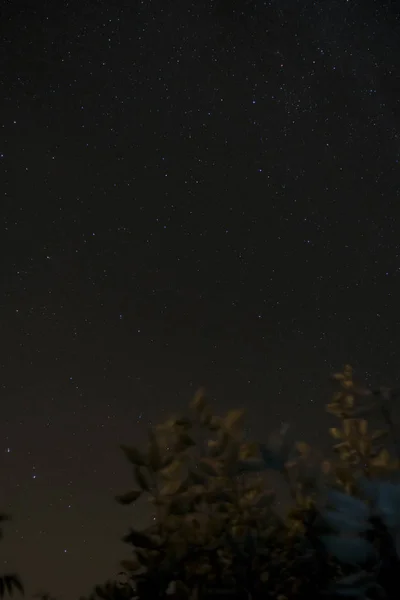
xmin=1 ymin=1 xmax=400 ymax=598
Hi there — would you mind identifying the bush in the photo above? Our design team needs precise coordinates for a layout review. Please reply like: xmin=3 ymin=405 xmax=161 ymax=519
xmin=85 ymin=366 xmax=400 ymax=600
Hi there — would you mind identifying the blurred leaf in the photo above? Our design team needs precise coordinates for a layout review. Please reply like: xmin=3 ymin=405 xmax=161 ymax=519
xmin=120 ymin=445 xmax=146 ymax=467
xmin=371 ymin=429 xmax=388 ymax=441
xmin=161 ymin=459 xmax=181 ymax=479
xmin=198 ymin=459 xmax=220 ymax=476
xmin=329 ymin=428 xmax=342 ymax=440
xmin=115 ymin=490 xmax=142 ymax=505
xmin=343 ymin=419 xmax=353 ymax=436
xmin=160 ymin=479 xmax=188 ymax=496
xmin=134 ymin=465 xmax=151 ymax=492
xmin=120 ymin=558 xmax=141 ymax=572
xmin=174 ymin=434 xmax=196 ymax=453
xmin=344 ymin=395 xmax=354 ymax=408
xmin=208 ymin=416 xmax=222 ymax=431
xmin=191 ymin=388 xmax=207 ymax=413
xmin=296 ymin=441 xmax=311 ymax=454
xmin=174 ymin=418 xmax=192 ymax=429
xmin=370 ymin=448 xmax=390 ymax=467
xmin=122 ymin=529 xmax=160 ymax=549
xmin=332 ymin=373 xmax=345 ymax=381
xmin=358 ymin=420 xmax=368 ymax=435
xmin=224 ymin=409 xmax=245 ymax=434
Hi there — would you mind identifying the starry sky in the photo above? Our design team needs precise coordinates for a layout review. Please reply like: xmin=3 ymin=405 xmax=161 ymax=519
xmin=1 ymin=0 xmax=400 ymax=598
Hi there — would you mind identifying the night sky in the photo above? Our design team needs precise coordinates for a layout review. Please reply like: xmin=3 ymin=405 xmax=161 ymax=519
xmin=2 ymin=0 xmax=400 ymax=598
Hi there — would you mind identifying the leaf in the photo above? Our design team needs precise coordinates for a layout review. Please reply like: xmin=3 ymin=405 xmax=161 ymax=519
xmin=208 ymin=416 xmax=222 ymax=431
xmin=120 ymin=444 xmax=146 ymax=466
xmin=343 ymin=419 xmax=353 ymax=436
xmin=134 ymin=465 xmax=151 ymax=492
xmin=159 ymin=479 xmax=188 ymax=496
xmin=296 ymin=441 xmax=311 ymax=454
xmin=161 ymin=459 xmax=182 ymax=479
xmin=122 ymin=529 xmax=160 ymax=549
xmin=173 ymin=418 xmax=192 ymax=429
xmin=332 ymin=373 xmax=345 ymax=381
xmin=370 ymin=448 xmax=390 ymax=467
xmin=370 ymin=429 xmax=388 ymax=441
xmin=115 ymin=490 xmax=142 ymax=505
xmin=224 ymin=409 xmax=245 ymax=433
xmin=329 ymin=428 xmax=342 ymax=440
xmin=120 ymin=558 xmax=141 ymax=572
xmin=320 ymin=535 xmax=376 ymax=564
xmin=174 ymin=433 xmax=196 ymax=453
xmin=191 ymin=388 xmax=207 ymax=413
xmin=358 ymin=419 xmax=368 ymax=435
xmin=344 ymin=395 xmax=354 ymax=408
xmin=198 ymin=459 xmax=220 ymax=476
xmin=326 ymin=403 xmax=344 ymax=417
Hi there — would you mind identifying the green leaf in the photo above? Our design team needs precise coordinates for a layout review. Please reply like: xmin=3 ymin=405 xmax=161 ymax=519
xmin=115 ymin=490 xmax=142 ymax=505
xmin=120 ymin=445 xmax=146 ymax=466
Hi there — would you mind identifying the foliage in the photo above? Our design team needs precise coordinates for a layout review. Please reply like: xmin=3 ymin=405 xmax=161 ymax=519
xmin=106 ymin=367 xmax=400 ymax=600
xmin=113 ymin=389 xmax=339 ymax=599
